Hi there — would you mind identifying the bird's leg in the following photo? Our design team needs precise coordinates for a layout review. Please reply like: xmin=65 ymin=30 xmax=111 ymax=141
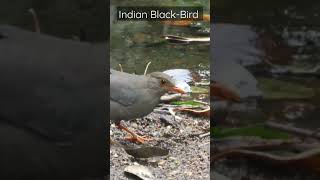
xmin=116 ymin=122 xmax=152 ymax=144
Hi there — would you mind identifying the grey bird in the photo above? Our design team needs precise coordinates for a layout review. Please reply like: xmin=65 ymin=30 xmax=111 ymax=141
xmin=110 ymin=69 xmax=184 ymax=143
xmin=0 ymin=25 xmax=106 ymax=178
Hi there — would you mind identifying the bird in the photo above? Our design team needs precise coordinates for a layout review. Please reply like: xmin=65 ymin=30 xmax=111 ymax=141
xmin=210 ymin=81 xmax=241 ymax=120
xmin=0 ymin=25 xmax=106 ymax=178
xmin=211 ymin=81 xmax=241 ymax=103
xmin=211 ymin=23 xmax=263 ymax=124
xmin=110 ymin=69 xmax=185 ymax=143
xmin=211 ymin=23 xmax=262 ymax=99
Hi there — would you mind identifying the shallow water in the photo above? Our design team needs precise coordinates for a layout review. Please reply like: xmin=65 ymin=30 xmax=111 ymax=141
xmin=212 ymin=8 xmax=320 ymax=129
xmin=213 ymin=1 xmax=320 ymax=178
xmin=110 ymin=0 xmax=210 ymax=74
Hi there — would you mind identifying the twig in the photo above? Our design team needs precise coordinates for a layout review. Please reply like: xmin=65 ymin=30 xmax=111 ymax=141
xmin=162 ymin=35 xmax=210 ymax=45
xmin=193 ymin=100 xmax=209 ymax=106
xmin=175 ymin=107 xmax=210 ymax=117
xmin=265 ymin=121 xmax=320 ymax=139
xmin=144 ymin=61 xmax=151 ymax=75
xmin=199 ymin=132 xmax=210 ymax=138
xmin=118 ymin=64 xmax=123 ymax=72
xmin=168 ymin=108 xmax=182 ymax=120
xmin=212 ymin=147 xmax=320 ymax=174
xmin=28 ymin=8 xmax=40 ymax=33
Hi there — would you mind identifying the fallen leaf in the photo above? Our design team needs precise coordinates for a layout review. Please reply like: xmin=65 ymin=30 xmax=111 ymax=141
xmin=171 ymin=100 xmax=203 ymax=106
xmin=175 ymin=107 xmax=210 ymax=117
xmin=124 ymin=165 xmax=155 ymax=180
xmin=203 ymin=14 xmax=210 ymax=22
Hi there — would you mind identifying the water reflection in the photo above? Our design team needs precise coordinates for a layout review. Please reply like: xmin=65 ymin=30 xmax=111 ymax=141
xmin=212 ymin=18 xmax=320 ymax=127
xmin=212 ymin=1 xmax=320 ymax=179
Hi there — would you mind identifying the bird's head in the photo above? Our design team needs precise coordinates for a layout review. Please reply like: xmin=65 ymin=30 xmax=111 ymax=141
xmin=148 ymin=72 xmax=185 ymax=94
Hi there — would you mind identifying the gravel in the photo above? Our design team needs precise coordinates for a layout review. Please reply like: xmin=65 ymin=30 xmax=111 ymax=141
xmin=110 ymin=110 xmax=210 ymax=180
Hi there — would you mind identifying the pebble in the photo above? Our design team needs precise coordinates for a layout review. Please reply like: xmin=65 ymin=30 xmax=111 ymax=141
xmin=185 ymin=171 xmax=193 ymax=176
xmin=152 ymin=131 xmax=160 ymax=137
xmin=169 ymin=170 xmax=179 ymax=175
xmin=158 ymin=160 xmax=166 ymax=166
xmin=131 ymin=122 xmax=138 ymax=128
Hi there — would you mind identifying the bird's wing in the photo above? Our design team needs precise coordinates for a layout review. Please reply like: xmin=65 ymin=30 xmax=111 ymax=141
xmin=110 ymin=70 xmax=144 ymax=107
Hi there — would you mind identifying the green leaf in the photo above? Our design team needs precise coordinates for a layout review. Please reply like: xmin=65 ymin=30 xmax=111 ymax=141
xmin=171 ymin=100 xmax=202 ymax=106
xmin=212 ymin=125 xmax=290 ymax=140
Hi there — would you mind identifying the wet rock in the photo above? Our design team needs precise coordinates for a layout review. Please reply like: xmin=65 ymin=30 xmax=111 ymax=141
xmin=125 ymin=146 xmax=169 ymax=159
xmin=124 ymin=165 xmax=155 ymax=180
xmin=159 ymin=116 xmax=175 ymax=127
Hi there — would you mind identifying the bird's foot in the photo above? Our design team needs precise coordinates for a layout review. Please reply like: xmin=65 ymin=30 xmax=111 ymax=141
xmin=115 ymin=122 xmax=153 ymax=143
xmin=125 ymin=135 xmax=153 ymax=144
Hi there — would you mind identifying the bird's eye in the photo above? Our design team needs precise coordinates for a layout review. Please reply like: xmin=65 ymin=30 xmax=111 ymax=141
xmin=161 ymin=79 xmax=166 ymax=84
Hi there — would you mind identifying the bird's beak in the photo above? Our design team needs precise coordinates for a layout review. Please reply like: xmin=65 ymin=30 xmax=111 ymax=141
xmin=169 ymin=86 xmax=185 ymax=94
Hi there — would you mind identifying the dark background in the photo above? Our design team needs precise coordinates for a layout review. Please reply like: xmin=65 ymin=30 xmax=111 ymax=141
xmin=0 ymin=0 xmax=109 ymax=178
xmin=0 ymin=0 xmax=108 ymax=42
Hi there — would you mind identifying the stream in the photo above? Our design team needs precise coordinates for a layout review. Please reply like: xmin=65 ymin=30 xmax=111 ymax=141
xmin=110 ymin=0 xmax=210 ymax=74
xmin=212 ymin=0 xmax=320 ymax=179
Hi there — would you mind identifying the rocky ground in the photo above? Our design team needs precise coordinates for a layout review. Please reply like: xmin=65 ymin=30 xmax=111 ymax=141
xmin=109 ymin=107 xmax=210 ymax=180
